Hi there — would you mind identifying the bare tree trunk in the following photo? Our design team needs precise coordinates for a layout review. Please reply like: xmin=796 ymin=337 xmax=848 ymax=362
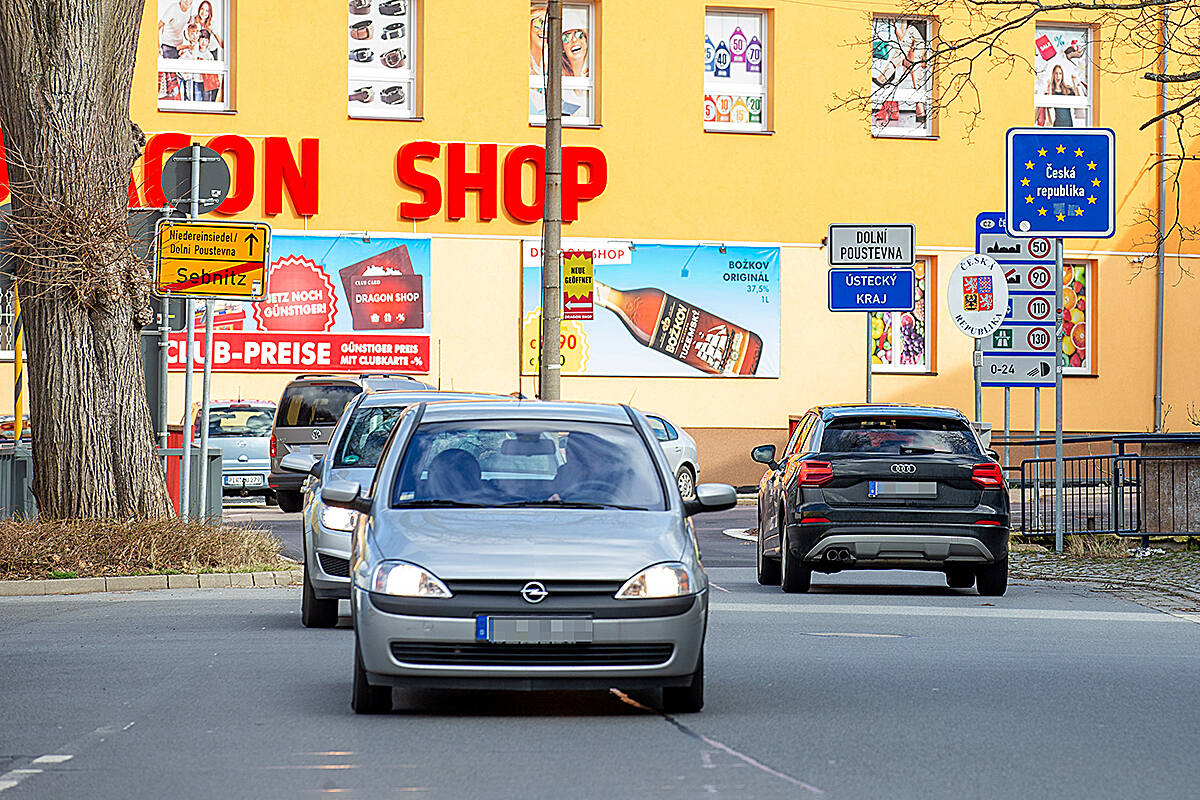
xmin=0 ymin=0 xmax=173 ymax=518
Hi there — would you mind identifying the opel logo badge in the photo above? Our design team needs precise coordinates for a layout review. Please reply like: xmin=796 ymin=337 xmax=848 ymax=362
xmin=520 ymin=581 xmax=548 ymax=604
xmin=891 ymin=463 xmax=917 ymax=474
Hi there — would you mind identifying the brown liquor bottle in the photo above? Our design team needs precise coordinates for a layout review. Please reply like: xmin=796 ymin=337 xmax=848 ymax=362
xmin=593 ymin=282 xmax=763 ymax=375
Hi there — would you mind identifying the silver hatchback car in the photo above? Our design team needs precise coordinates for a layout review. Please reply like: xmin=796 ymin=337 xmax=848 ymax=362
xmin=320 ymin=400 xmax=736 ymax=714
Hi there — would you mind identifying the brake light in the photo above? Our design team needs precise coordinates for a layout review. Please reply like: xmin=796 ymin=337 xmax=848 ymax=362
xmin=798 ymin=461 xmax=833 ymax=486
xmin=975 ymin=519 xmax=1003 ymax=526
xmin=972 ymin=463 xmax=1004 ymax=488
xmin=270 ymin=434 xmax=277 ymax=458
xmin=800 ymin=516 xmax=831 ymax=524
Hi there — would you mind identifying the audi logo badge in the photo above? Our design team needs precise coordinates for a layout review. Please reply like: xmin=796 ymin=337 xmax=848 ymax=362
xmin=891 ymin=463 xmax=917 ymax=474
xmin=520 ymin=581 xmax=548 ymax=604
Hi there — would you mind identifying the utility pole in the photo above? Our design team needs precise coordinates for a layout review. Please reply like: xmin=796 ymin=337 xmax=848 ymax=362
xmin=539 ymin=0 xmax=563 ymax=400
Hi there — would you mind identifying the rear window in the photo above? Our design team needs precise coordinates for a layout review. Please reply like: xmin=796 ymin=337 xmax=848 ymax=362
xmin=276 ymin=384 xmax=361 ymax=428
xmin=199 ymin=406 xmax=274 ymax=438
xmin=820 ymin=416 xmax=981 ymax=455
xmin=334 ymin=404 xmax=408 ymax=468
xmin=391 ymin=420 xmax=667 ymax=510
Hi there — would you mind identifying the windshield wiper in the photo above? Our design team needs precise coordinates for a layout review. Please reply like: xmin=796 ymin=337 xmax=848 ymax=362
xmin=393 ymin=499 xmax=489 ymax=508
xmin=496 ymin=499 xmax=650 ymax=511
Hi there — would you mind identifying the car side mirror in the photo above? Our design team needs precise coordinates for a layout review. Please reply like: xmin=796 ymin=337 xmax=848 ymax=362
xmin=683 ymin=483 xmax=738 ymax=517
xmin=751 ymin=444 xmax=779 ymax=470
xmin=322 ymin=479 xmax=372 ymax=515
xmin=309 ymin=457 xmax=324 ymax=478
xmin=280 ymin=452 xmax=318 ymax=474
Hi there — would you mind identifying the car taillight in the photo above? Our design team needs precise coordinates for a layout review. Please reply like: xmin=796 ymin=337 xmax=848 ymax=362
xmin=972 ymin=463 xmax=1004 ymax=488
xmin=270 ymin=435 xmax=277 ymax=458
xmin=800 ymin=516 xmax=831 ymax=524
xmin=798 ymin=461 xmax=833 ymax=486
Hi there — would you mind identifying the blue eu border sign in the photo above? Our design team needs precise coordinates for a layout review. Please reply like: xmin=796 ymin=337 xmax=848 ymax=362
xmin=827 ymin=268 xmax=914 ymax=312
xmin=1005 ymin=127 xmax=1115 ymax=239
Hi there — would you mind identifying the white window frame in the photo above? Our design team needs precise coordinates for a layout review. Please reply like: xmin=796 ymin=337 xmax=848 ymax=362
xmin=1033 ymin=24 xmax=1092 ymax=128
xmin=870 ymin=15 xmax=934 ymax=138
xmin=704 ymin=8 xmax=768 ymax=133
xmin=1063 ymin=260 xmax=1092 ymax=375
xmin=529 ymin=2 xmax=595 ymax=127
xmin=348 ymin=0 xmax=420 ymax=120
xmin=871 ymin=257 xmax=933 ymax=373
xmin=156 ymin=0 xmax=232 ymax=113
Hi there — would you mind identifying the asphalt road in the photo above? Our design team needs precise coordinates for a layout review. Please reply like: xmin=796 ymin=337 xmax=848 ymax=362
xmin=3 ymin=506 xmax=1200 ymax=799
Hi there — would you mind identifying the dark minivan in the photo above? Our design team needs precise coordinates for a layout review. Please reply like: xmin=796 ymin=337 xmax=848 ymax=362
xmin=752 ymin=404 xmax=1009 ymax=596
xmin=269 ymin=374 xmax=432 ymax=512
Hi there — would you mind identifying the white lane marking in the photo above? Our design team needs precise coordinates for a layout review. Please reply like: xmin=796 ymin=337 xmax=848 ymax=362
xmin=712 ymin=601 xmax=1186 ymax=623
xmin=709 ymin=583 xmax=731 ymax=593
xmin=2 ymin=771 xmax=41 ymax=778
xmin=0 ymin=781 xmax=19 ymax=792
xmin=801 ymin=632 xmax=905 ymax=638
xmin=30 ymin=756 xmax=72 ymax=765
xmin=722 ymin=528 xmax=757 ymax=542
xmin=610 ymin=690 xmax=824 ymax=795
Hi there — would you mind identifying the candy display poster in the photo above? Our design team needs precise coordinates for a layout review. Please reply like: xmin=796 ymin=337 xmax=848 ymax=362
xmin=521 ymin=240 xmax=780 ymax=377
xmin=169 ymin=233 xmax=432 ymax=373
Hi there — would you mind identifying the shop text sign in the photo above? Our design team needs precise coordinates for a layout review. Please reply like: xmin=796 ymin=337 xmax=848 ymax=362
xmin=1006 ymin=127 xmax=1115 ymax=238
xmin=168 ymin=332 xmax=429 ymax=372
xmin=827 ymin=224 xmax=915 ymax=267
xmin=154 ymin=220 xmax=271 ymax=301
xmin=563 ymin=251 xmax=594 ymax=320
xmin=827 ymin=268 xmax=914 ymax=312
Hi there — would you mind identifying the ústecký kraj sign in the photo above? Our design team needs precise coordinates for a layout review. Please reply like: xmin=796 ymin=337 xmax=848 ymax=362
xmin=827 ymin=268 xmax=915 ymax=312
xmin=947 ymin=254 xmax=1009 ymax=339
xmin=1005 ymin=127 xmax=1115 ymax=238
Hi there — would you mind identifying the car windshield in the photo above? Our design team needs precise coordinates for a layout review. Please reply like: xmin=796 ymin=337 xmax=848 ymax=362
xmin=200 ymin=406 xmax=275 ymax=438
xmin=276 ymin=384 xmax=361 ymax=427
xmin=821 ymin=416 xmax=981 ymax=455
xmin=391 ymin=420 xmax=666 ymax=511
xmin=334 ymin=404 xmax=408 ymax=468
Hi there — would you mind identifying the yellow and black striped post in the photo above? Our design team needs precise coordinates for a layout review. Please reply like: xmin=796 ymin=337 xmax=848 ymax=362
xmin=13 ymin=290 xmax=22 ymax=442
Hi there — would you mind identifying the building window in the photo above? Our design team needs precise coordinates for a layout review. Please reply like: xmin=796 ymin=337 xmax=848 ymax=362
xmin=1034 ymin=24 xmax=1091 ymax=128
xmin=157 ymin=0 xmax=232 ymax=112
xmin=529 ymin=2 xmax=595 ymax=126
xmin=348 ymin=0 xmax=418 ymax=119
xmin=704 ymin=10 xmax=767 ymax=132
xmin=871 ymin=258 xmax=932 ymax=372
xmin=870 ymin=16 xmax=933 ymax=137
xmin=1063 ymin=260 xmax=1091 ymax=374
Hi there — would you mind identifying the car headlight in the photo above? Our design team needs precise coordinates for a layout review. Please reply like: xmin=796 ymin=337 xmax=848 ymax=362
xmin=371 ymin=562 xmax=452 ymax=598
xmin=320 ymin=504 xmax=359 ymax=532
xmin=615 ymin=563 xmax=693 ymax=599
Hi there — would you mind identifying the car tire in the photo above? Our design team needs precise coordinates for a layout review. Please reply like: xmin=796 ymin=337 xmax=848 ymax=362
xmin=302 ymin=561 xmax=339 ymax=628
xmin=675 ymin=465 xmax=697 ymax=502
xmin=277 ymin=489 xmax=303 ymax=513
xmin=756 ymin=514 xmax=780 ymax=586
xmin=662 ymin=648 xmax=704 ymax=713
xmin=351 ymin=635 xmax=392 ymax=714
xmin=946 ymin=567 xmax=975 ymax=589
xmin=976 ymin=560 xmax=1008 ymax=596
xmin=779 ymin=524 xmax=812 ymax=594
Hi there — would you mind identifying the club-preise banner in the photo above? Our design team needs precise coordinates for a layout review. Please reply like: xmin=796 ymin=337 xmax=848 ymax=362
xmin=169 ymin=232 xmax=432 ymax=373
xmin=521 ymin=239 xmax=780 ymax=377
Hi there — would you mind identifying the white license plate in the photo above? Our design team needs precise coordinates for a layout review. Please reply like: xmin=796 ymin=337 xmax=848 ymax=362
xmin=224 ymin=475 xmax=265 ymax=487
xmin=476 ymin=616 xmax=594 ymax=644
xmin=868 ymin=481 xmax=937 ymax=498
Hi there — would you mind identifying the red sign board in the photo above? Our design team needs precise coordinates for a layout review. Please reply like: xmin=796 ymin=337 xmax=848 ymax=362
xmin=168 ymin=331 xmax=429 ymax=373
xmin=562 ymin=250 xmax=594 ymax=321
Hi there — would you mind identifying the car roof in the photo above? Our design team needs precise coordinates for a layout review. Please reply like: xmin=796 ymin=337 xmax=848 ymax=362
xmin=817 ymin=403 xmax=968 ymax=421
xmin=354 ymin=390 xmax=508 ymax=409
xmin=418 ymin=400 xmax=633 ymax=424
xmin=286 ymin=374 xmax=434 ymax=390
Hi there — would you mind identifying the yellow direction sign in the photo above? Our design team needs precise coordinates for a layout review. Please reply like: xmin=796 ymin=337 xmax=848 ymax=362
xmin=154 ymin=219 xmax=271 ymax=301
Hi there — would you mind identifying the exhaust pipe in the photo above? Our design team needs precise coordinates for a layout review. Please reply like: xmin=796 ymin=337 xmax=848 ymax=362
xmin=825 ymin=550 xmax=841 ymax=563
xmin=840 ymin=549 xmax=854 ymax=562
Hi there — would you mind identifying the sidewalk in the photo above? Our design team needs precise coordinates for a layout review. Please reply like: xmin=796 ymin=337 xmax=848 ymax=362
xmin=1011 ymin=549 xmax=1200 ymax=600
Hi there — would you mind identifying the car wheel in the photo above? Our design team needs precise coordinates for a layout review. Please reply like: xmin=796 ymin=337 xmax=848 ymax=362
xmin=675 ymin=465 xmax=696 ymax=501
xmin=662 ymin=647 xmax=704 ymax=713
xmin=756 ymin=512 xmax=780 ymax=586
xmin=946 ymin=567 xmax=975 ymax=589
xmin=302 ymin=562 xmax=339 ymax=628
xmin=976 ymin=560 xmax=1008 ymax=596
xmin=779 ymin=523 xmax=811 ymax=594
xmin=352 ymin=635 xmax=392 ymax=714
xmin=277 ymin=489 xmax=303 ymax=513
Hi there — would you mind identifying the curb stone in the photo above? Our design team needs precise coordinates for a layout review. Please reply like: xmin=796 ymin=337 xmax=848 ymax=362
xmin=0 ymin=570 xmax=303 ymax=598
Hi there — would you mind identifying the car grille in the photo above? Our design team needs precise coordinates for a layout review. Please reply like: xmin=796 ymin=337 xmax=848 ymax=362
xmin=317 ymin=553 xmax=350 ymax=578
xmin=442 ymin=579 xmax=624 ymax=595
xmin=390 ymin=642 xmax=675 ymax=667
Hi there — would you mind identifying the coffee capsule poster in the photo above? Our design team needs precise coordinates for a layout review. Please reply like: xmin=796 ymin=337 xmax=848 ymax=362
xmin=169 ymin=232 xmax=432 ymax=373
xmin=522 ymin=239 xmax=780 ymax=377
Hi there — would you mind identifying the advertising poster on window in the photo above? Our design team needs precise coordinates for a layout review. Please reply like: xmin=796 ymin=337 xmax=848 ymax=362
xmin=870 ymin=17 xmax=932 ymax=136
xmin=1034 ymin=26 xmax=1090 ymax=128
xmin=521 ymin=240 xmax=780 ymax=377
xmin=169 ymin=233 xmax=432 ymax=373
xmin=348 ymin=0 xmax=416 ymax=119
xmin=871 ymin=260 xmax=930 ymax=371
xmin=157 ymin=0 xmax=230 ymax=111
xmin=703 ymin=12 xmax=765 ymax=130
xmin=529 ymin=3 xmax=593 ymax=123
xmin=1063 ymin=262 xmax=1090 ymax=372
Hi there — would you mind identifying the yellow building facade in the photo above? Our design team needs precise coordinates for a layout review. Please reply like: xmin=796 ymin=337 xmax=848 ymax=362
xmin=4 ymin=1 xmax=1196 ymax=484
